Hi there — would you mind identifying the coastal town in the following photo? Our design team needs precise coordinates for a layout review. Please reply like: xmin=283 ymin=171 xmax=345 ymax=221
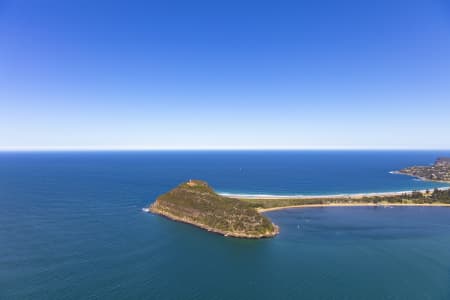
xmin=397 ymin=157 xmax=450 ymax=182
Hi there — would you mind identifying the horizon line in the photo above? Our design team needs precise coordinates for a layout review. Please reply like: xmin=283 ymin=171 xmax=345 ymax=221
xmin=1 ymin=147 xmax=450 ymax=152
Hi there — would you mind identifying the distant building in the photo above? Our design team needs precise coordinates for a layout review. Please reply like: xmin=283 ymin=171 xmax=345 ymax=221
xmin=436 ymin=157 xmax=450 ymax=167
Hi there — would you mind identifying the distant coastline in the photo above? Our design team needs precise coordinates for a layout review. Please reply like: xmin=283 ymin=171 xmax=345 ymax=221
xmin=257 ymin=202 xmax=450 ymax=213
xmin=219 ymin=187 xmax=450 ymax=201
xmin=221 ymin=187 xmax=450 ymax=213
xmin=390 ymin=170 xmax=450 ymax=184
xmin=220 ymin=166 xmax=450 ymax=200
xmin=226 ymin=170 xmax=450 ymax=213
xmin=395 ymin=157 xmax=450 ymax=183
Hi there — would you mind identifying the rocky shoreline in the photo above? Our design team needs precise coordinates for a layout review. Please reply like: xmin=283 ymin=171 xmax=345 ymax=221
xmin=397 ymin=157 xmax=450 ymax=183
xmin=391 ymin=170 xmax=450 ymax=184
xmin=150 ymin=204 xmax=279 ymax=238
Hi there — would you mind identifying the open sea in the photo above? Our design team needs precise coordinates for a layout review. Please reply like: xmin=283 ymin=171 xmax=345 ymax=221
xmin=1 ymin=150 xmax=450 ymax=299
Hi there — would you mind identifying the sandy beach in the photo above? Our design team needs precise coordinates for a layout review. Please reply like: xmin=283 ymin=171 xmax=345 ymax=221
xmin=257 ymin=202 xmax=450 ymax=213
xmin=220 ymin=186 xmax=450 ymax=201
xmin=221 ymin=186 xmax=450 ymax=213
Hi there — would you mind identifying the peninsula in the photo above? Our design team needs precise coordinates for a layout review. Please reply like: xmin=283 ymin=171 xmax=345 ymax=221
xmin=395 ymin=157 xmax=450 ymax=182
xmin=148 ymin=176 xmax=450 ymax=238
xmin=149 ymin=180 xmax=279 ymax=238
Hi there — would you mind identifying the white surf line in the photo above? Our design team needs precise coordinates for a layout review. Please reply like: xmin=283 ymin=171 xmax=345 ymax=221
xmin=219 ymin=187 xmax=450 ymax=200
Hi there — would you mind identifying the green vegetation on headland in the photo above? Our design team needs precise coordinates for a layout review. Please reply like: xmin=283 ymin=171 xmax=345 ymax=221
xmin=149 ymin=160 xmax=450 ymax=238
xmin=149 ymin=180 xmax=279 ymax=238
xmin=396 ymin=157 xmax=450 ymax=182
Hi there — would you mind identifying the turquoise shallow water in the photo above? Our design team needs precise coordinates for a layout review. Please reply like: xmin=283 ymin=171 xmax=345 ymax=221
xmin=1 ymin=151 xmax=450 ymax=299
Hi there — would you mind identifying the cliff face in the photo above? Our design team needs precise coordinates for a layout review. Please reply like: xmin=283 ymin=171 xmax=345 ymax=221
xmin=398 ymin=158 xmax=450 ymax=182
xmin=150 ymin=180 xmax=279 ymax=238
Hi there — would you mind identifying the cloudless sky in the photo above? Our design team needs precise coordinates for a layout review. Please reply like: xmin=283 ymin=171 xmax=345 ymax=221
xmin=1 ymin=0 xmax=450 ymax=150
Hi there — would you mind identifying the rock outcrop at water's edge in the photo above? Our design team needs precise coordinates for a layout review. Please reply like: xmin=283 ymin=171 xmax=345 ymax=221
xmin=149 ymin=180 xmax=279 ymax=238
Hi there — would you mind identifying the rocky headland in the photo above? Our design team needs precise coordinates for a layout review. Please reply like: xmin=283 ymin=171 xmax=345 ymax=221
xmin=149 ymin=180 xmax=279 ymax=238
xmin=396 ymin=157 xmax=450 ymax=182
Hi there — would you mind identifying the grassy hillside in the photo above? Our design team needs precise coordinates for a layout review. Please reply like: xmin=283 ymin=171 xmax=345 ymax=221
xmin=150 ymin=180 xmax=278 ymax=238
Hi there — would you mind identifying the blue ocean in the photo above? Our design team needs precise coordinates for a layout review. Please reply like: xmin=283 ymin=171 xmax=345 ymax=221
xmin=1 ymin=151 xmax=450 ymax=299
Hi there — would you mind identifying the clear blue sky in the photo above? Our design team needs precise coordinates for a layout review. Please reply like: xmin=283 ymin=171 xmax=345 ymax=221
xmin=1 ymin=0 xmax=450 ymax=150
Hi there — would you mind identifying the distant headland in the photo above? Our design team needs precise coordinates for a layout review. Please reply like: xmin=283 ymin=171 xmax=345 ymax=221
xmin=147 ymin=158 xmax=450 ymax=238
xmin=394 ymin=157 xmax=450 ymax=183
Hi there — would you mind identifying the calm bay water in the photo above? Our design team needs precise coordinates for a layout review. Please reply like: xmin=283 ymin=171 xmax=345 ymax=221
xmin=1 ymin=151 xmax=450 ymax=299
